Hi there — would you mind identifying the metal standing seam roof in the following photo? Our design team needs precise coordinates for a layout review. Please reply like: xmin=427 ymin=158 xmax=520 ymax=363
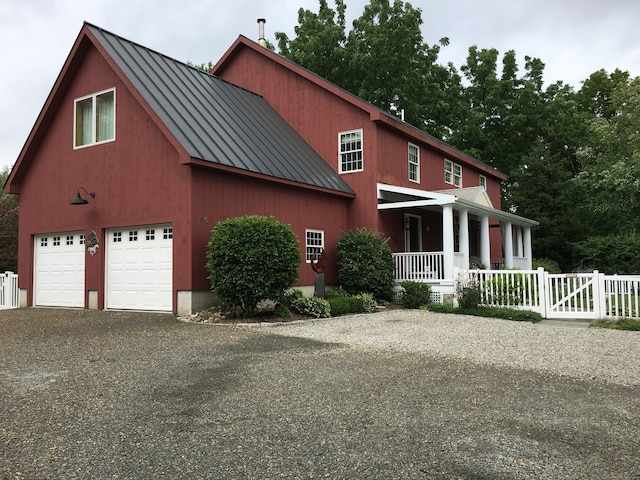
xmin=85 ymin=23 xmax=354 ymax=196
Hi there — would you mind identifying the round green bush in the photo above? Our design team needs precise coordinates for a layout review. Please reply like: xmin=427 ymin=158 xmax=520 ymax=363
xmin=400 ymin=280 xmax=431 ymax=309
xmin=337 ymin=228 xmax=395 ymax=301
xmin=207 ymin=216 xmax=300 ymax=312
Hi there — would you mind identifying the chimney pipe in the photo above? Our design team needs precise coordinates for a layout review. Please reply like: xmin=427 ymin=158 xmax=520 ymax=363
xmin=257 ymin=18 xmax=267 ymax=47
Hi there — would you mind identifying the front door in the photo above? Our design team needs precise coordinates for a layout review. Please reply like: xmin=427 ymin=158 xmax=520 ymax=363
xmin=404 ymin=214 xmax=422 ymax=252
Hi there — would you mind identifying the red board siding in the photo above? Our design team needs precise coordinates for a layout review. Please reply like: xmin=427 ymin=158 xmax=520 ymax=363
xmin=215 ymin=47 xmax=380 ymax=231
xmin=190 ymin=166 xmax=350 ymax=287
xmin=16 ymin=46 xmax=191 ymax=310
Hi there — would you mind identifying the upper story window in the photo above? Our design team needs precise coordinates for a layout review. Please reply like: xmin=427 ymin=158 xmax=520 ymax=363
xmin=408 ymin=143 xmax=420 ymax=183
xmin=339 ymin=129 xmax=363 ymax=173
xmin=444 ymin=159 xmax=462 ymax=187
xmin=74 ymin=88 xmax=115 ymax=148
xmin=479 ymin=175 xmax=487 ymax=190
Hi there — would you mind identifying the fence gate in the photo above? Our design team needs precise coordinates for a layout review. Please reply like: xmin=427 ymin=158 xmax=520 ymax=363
xmin=545 ymin=272 xmax=601 ymax=319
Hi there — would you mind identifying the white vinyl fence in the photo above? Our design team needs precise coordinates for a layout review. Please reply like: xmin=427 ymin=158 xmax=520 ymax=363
xmin=0 ymin=271 xmax=19 ymax=310
xmin=455 ymin=268 xmax=640 ymax=320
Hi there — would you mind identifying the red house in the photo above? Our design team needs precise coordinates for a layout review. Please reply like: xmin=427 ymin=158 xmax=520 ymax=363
xmin=4 ymin=22 xmax=537 ymax=314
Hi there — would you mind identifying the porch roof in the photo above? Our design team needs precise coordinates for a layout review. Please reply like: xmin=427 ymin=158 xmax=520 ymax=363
xmin=377 ymin=183 xmax=539 ymax=227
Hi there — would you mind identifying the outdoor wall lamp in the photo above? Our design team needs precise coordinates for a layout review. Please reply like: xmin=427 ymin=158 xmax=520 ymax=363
xmin=70 ymin=187 xmax=95 ymax=205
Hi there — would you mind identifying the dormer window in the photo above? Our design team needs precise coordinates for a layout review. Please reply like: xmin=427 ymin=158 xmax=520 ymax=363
xmin=74 ymin=88 xmax=115 ymax=148
xmin=444 ymin=159 xmax=462 ymax=187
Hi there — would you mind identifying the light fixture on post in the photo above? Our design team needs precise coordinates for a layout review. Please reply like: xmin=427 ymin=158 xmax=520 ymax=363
xmin=70 ymin=187 xmax=95 ymax=205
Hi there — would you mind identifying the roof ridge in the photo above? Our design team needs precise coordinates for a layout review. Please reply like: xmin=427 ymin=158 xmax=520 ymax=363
xmin=83 ymin=22 xmax=266 ymax=100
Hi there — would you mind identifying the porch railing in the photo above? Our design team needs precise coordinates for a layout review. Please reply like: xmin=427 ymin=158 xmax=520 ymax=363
xmin=394 ymin=252 xmax=445 ymax=282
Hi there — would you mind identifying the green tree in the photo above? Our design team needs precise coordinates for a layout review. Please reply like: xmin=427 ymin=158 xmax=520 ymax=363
xmin=508 ymin=139 xmax=587 ymax=270
xmin=449 ymin=47 xmax=549 ymax=177
xmin=575 ymin=68 xmax=631 ymax=120
xmin=575 ymin=76 xmax=640 ymax=232
xmin=0 ymin=166 xmax=18 ymax=272
xmin=275 ymin=0 xmax=348 ymax=84
xmin=276 ymin=0 xmax=460 ymax=138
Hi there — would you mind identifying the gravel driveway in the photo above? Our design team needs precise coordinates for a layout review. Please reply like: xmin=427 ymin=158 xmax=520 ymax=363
xmin=1 ymin=308 xmax=639 ymax=479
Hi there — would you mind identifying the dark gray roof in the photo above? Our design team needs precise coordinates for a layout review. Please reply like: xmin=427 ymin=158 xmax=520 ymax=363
xmin=85 ymin=23 xmax=354 ymax=195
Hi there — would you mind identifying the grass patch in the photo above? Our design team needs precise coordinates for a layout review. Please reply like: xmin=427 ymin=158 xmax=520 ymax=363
xmin=590 ymin=318 xmax=640 ymax=331
xmin=427 ymin=303 xmax=542 ymax=323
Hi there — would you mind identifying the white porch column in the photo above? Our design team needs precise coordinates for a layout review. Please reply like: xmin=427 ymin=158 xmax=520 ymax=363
xmin=516 ymin=227 xmax=524 ymax=257
xmin=480 ymin=214 xmax=490 ymax=268
xmin=504 ymin=222 xmax=514 ymax=268
xmin=442 ymin=205 xmax=455 ymax=279
xmin=459 ymin=208 xmax=469 ymax=269
xmin=523 ymin=226 xmax=532 ymax=269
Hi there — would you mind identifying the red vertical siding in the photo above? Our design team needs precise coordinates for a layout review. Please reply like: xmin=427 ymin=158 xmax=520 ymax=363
xmin=190 ymin=166 xmax=350 ymax=287
xmin=216 ymin=48 xmax=380 ymax=231
xmin=16 ymin=46 xmax=191 ymax=310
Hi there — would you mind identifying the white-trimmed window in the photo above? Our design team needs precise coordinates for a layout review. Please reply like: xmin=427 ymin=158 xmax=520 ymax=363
xmin=408 ymin=143 xmax=420 ymax=183
xmin=444 ymin=159 xmax=462 ymax=187
xmin=479 ymin=175 xmax=487 ymax=190
xmin=74 ymin=88 xmax=115 ymax=148
xmin=305 ymin=229 xmax=324 ymax=262
xmin=339 ymin=129 xmax=363 ymax=173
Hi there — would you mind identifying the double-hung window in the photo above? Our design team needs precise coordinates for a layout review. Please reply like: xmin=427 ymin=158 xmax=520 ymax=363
xmin=305 ymin=229 xmax=324 ymax=263
xmin=444 ymin=159 xmax=462 ymax=187
xmin=74 ymin=88 xmax=115 ymax=148
xmin=339 ymin=129 xmax=363 ymax=173
xmin=479 ymin=175 xmax=487 ymax=190
xmin=408 ymin=143 xmax=420 ymax=183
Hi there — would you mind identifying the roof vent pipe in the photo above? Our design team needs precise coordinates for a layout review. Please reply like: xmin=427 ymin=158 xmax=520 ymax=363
xmin=257 ymin=18 xmax=267 ymax=47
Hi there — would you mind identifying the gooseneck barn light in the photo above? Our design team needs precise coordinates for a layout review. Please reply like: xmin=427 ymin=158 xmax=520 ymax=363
xmin=70 ymin=187 xmax=95 ymax=205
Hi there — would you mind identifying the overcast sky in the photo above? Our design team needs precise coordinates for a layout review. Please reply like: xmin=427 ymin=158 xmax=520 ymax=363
xmin=1 ymin=0 xmax=638 ymax=172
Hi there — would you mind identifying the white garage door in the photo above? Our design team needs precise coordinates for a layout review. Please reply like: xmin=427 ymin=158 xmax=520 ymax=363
xmin=34 ymin=232 xmax=85 ymax=307
xmin=106 ymin=224 xmax=173 ymax=311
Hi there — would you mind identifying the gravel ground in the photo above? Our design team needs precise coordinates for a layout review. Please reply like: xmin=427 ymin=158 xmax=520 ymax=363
xmin=1 ymin=308 xmax=639 ymax=479
xmin=268 ymin=310 xmax=640 ymax=387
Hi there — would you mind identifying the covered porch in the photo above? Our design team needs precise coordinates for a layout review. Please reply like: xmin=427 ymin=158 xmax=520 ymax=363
xmin=377 ymin=183 xmax=539 ymax=285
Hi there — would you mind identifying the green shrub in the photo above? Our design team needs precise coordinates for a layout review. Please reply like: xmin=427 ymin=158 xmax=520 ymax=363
xmin=575 ymin=233 xmax=640 ymax=274
xmin=590 ymin=318 xmax=640 ymax=331
xmin=327 ymin=296 xmax=364 ymax=316
xmin=400 ymin=281 xmax=431 ymax=309
xmin=337 ymin=228 xmax=395 ymax=301
xmin=458 ymin=306 xmax=542 ymax=322
xmin=359 ymin=293 xmax=377 ymax=313
xmin=207 ymin=216 xmax=300 ymax=312
xmin=325 ymin=286 xmax=351 ymax=300
xmin=426 ymin=303 xmax=456 ymax=314
xmin=457 ymin=277 xmax=481 ymax=308
xmin=427 ymin=303 xmax=542 ymax=323
xmin=532 ymin=258 xmax=561 ymax=274
xmin=274 ymin=305 xmax=292 ymax=318
xmin=290 ymin=296 xmax=331 ymax=318
xmin=284 ymin=288 xmax=305 ymax=304
xmin=284 ymin=288 xmax=304 ymax=303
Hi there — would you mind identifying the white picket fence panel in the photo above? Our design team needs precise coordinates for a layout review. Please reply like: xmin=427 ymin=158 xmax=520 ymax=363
xmin=0 ymin=271 xmax=19 ymax=310
xmin=456 ymin=268 xmax=546 ymax=314
xmin=455 ymin=268 xmax=640 ymax=320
